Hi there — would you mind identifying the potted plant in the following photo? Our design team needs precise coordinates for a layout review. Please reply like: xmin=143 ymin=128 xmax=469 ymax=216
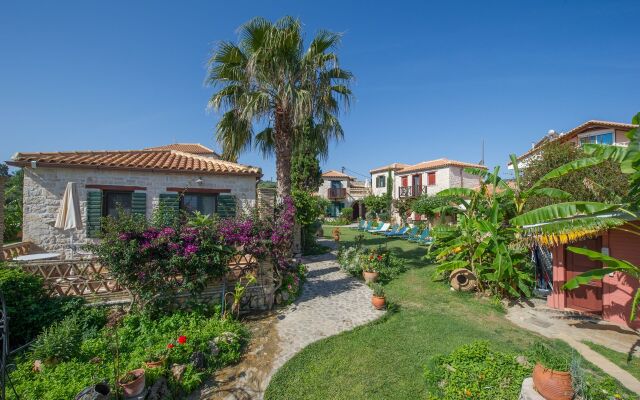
xmin=362 ymin=249 xmax=385 ymax=283
xmin=530 ymin=344 xmax=573 ymax=400
xmin=332 ymin=227 xmax=341 ymax=242
xmin=370 ymin=283 xmax=386 ymax=309
xmin=144 ymin=348 xmax=167 ymax=369
xmin=118 ymin=368 xmax=146 ymax=397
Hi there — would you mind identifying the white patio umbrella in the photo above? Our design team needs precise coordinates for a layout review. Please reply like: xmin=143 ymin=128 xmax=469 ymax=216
xmin=55 ymin=182 xmax=83 ymax=257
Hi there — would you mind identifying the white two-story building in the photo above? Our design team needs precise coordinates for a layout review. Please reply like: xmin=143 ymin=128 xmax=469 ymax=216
xmin=369 ymin=158 xmax=486 ymax=222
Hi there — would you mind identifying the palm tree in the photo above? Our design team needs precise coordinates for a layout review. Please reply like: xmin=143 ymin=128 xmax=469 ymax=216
xmin=206 ymin=16 xmax=353 ymax=198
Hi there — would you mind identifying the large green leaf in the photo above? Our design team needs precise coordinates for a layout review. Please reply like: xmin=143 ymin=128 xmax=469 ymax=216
xmin=437 ymin=187 xmax=477 ymax=199
xmin=510 ymin=202 xmax=620 ymax=226
xmin=567 ymin=246 xmax=638 ymax=274
xmin=563 ymin=268 xmax=620 ymax=290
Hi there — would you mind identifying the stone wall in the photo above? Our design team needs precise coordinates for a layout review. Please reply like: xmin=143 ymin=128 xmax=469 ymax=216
xmin=22 ymin=166 xmax=257 ymax=256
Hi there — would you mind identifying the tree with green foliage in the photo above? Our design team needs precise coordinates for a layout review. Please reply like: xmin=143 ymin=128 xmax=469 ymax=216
xmin=521 ymin=141 xmax=629 ymax=211
xmin=206 ymin=16 xmax=353 ymax=199
xmin=363 ymin=194 xmax=388 ymax=217
xmin=291 ymin=134 xmax=323 ymax=192
xmin=291 ymin=189 xmax=329 ymax=252
xmin=4 ymin=168 xmax=23 ymax=242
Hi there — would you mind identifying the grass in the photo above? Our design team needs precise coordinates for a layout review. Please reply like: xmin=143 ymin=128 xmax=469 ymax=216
xmin=584 ymin=341 xmax=640 ymax=381
xmin=265 ymin=226 xmax=634 ymax=399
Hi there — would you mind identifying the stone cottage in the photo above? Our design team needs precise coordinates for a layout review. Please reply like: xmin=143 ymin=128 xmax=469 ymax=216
xmin=6 ymin=143 xmax=262 ymax=257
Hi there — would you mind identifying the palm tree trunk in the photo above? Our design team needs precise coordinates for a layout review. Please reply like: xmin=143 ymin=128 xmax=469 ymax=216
xmin=274 ymin=110 xmax=293 ymax=199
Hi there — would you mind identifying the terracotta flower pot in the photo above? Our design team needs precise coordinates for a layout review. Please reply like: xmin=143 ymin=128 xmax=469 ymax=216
xmin=532 ymin=363 xmax=573 ymax=400
xmin=118 ymin=368 xmax=145 ymax=397
xmin=371 ymin=295 xmax=386 ymax=310
xmin=363 ymin=271 xmax=379 ymax=283
xmin=144 ymin=359 xmax=164 ymax=369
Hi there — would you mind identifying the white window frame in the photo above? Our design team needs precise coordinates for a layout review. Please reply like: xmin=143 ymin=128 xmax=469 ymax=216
xmin=577 ymin=129 xmax=615 ymax=145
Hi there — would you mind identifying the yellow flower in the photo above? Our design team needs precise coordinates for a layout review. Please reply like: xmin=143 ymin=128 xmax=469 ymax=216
xmin=464 ymin=388 xmax=472 ymax=397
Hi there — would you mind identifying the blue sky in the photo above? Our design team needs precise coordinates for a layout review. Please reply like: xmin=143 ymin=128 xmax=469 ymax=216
xmin=2 ymin=1 xmax=639 ymax=180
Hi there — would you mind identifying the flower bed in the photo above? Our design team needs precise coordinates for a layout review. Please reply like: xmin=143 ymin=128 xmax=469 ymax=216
xmin=8 ymin=309 xmax=247 ymax=399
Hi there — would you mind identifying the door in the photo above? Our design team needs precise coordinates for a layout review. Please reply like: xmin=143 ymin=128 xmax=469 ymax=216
xmin=565 ymin=237 xmax=603 ymax=314
xmin=412 ymin=174 xmax=422 ymax=195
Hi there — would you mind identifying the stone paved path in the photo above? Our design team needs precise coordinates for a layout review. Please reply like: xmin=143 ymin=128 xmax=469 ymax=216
xmin=194 ymin=240 xmax=384 ymax=399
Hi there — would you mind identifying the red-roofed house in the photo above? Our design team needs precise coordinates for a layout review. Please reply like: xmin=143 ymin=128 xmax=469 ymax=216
xmin=6 ymin=144 xmax=261 ymax=257
xmin=317 ymin=170 xmax=370 ymax=218
xmin=510 ymin=120 xmax=638 ymax=170
xmin=369 ymin=158 xmax=486 ymax=222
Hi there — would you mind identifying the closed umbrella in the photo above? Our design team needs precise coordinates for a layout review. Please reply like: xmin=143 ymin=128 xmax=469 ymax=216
xmin=55 ymin=182 xmax=83 ymax=257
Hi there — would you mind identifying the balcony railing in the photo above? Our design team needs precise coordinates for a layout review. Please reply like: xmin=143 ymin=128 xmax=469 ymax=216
xmin=398 ymin=185 xmax=428 ymax=198
xmin=327 ymin=187 xmax=347 ymax=199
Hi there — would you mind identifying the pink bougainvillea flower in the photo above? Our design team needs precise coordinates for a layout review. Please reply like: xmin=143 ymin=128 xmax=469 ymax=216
xmin=178 ymin=335 xmax=187 ymax=344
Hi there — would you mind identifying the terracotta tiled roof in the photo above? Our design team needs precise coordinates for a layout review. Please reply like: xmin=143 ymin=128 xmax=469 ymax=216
xmin=369 ymin=163 xmax=411 ymax=174
xmin=398 ymin=158 xmax=487 ymax=174
xmin=322 ymin=170 xmax=353 ymax=179
xmin=7 ymin=149 xmax=261 ymax=176
xmin=144 ymin=143 xmax=220 ymax=157
xmin=514 ymin=120 xmax=638 ymax=163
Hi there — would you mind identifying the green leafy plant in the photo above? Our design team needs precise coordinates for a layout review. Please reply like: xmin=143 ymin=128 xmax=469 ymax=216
xmin=370 ymin=282 xmax=385 ymax=297
xmin=424 ymin=341 xmax=530 ymax=400
xmin=31 ymin=315 xmax=84 ymax=362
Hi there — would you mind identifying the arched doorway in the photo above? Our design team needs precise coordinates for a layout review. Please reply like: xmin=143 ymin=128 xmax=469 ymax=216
xmin=352 ymin=201 xmax=366 ymax=220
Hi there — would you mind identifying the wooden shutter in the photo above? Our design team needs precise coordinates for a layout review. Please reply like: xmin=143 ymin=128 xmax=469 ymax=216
xmin=158 ymin=193 xmax=180 ymax=212
xmin=131 ymin=192 xmax=147 ymax=217
xmin=86 ymin=190 xmax=103 ymax=238
xmin=217 ymin=194 xmax=237 ymax=219
xmin=428 ymin=172 xmax=436 ymax=186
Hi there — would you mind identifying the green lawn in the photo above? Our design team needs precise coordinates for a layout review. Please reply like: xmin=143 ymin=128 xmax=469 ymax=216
xmin=584 ymin=341 xmax=640 ymax=381
xmin=265 ymin=227 xmax=633 ymax=399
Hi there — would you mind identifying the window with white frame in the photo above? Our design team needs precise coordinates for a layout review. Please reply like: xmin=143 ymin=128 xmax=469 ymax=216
xmin=579 ymin=131 xmax=613 ymax=146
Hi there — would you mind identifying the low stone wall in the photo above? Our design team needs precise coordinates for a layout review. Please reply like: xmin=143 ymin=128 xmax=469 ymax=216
xmin=9 ymin=254 xmax=275 ymax=312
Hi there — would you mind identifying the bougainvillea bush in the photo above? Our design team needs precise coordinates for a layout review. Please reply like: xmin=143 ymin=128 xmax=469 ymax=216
xmin=89 ymin=212 xmax=235 ymax=310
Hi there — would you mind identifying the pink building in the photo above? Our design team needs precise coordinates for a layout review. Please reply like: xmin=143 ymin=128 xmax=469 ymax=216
xmin=547 ymin=224 xmax=640 ymax=329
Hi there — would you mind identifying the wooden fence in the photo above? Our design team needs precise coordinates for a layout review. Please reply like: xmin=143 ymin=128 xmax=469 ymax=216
xmin=8 ymin=254 xmax=275 ymax=311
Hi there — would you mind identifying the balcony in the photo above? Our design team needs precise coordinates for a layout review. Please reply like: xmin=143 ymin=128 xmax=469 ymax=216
xmin=327 ymin=187 xmax=347 ymax=199
xmin=398 ymin=185 xmax=427 ymax=198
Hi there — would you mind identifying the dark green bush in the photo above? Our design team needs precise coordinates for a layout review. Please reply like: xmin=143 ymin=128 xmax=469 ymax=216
xmin=0 ymin=267 xmax=87 ymax=348
xmin=424 ymin=341 xmax=530 ymax=400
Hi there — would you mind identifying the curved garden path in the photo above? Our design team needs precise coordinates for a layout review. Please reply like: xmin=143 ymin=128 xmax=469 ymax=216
xmin=193 ymin=239 xmax=384 ymax=400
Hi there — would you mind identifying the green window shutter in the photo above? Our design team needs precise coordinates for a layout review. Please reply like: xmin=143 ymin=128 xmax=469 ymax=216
xmin=217 ymin=194 xmax=237 ymax=219
xmin=131 ymin=192 xmax=147 ymax=217
xmin=86 ymin=190 xmax=103 ymax=238
xmin=158 ymin=193 xmax=180 ymax=212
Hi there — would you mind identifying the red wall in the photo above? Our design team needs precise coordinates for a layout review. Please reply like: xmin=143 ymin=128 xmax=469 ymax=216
xmin=547 ymin=224 xmax=640 ymax=329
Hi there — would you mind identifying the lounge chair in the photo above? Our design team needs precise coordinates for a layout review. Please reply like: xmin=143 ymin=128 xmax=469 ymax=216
xmin=358 ymin=221 xmax=373 ymax=231
xmin=399 ymin=226 xmax=419 ymax=239
xmin=385 ymin=226 xmax=409 ymax=237
xmin=408 ymin=228 xmax=430 ymax=242
xmin=353 ymin=219 xmax=365 ymax=230
xmin=368 ymin=222 xmax=390 ymax=233
xmin=380 ymin=225 xmax=399 ymax=236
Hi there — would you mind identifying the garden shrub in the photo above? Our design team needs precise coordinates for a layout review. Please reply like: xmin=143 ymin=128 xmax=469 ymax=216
xmin=338 ymin=246 xmax=406 ymax=283
xmin=89 ymin=211 xmax=235 ymax=310
xmin=31 ymin=315 xmax=84 ymax=362
xmin=424 ymin=341 xmax=530 ymax=400
xmin=0 ymin=267 xmax=87 ymax=348
xmin=339 ymin=207 xmax=353 ymax=222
